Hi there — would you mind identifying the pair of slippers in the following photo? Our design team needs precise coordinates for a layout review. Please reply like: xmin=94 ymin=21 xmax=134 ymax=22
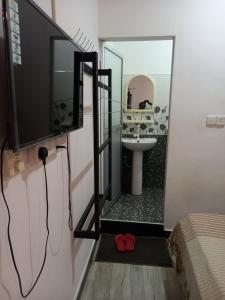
xmin=114 ymin=234 xmax=136 ymax=252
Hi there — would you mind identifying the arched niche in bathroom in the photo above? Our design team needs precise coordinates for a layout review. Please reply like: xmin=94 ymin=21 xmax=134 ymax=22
xmin=124 ymin=74 xmax=156 ymax=112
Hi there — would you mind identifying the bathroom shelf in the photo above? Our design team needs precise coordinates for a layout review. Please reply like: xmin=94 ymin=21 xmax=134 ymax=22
xmin=123 ymin=120 xmax=154 ymax=124
xmin=123 ymin=109 xmax=154 ymax=113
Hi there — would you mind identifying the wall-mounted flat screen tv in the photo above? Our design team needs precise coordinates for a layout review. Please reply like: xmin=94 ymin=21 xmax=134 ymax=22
xmin=2 ymin=0 xmax=83 ymax=151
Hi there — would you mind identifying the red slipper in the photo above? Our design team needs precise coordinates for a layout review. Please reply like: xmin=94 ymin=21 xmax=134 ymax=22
xmin=114 ymin=234 xmax=126 ymax=252
xmin=125 ymin=234 xmax=136 ymax=251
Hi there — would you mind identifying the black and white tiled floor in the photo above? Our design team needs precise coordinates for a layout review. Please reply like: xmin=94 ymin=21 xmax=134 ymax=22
xmin=103 ymin=188 xmax=164 ymax=224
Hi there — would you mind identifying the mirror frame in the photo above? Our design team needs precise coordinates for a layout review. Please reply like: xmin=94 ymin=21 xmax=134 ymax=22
xmin=123 ymin=74 xmax=156 ymax=112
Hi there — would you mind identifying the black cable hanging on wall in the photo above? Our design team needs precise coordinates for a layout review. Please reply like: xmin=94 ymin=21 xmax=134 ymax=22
xmin=56 ymin=134 xmax=73 ymax=231
xmin=0 ymin=138 xmax=50 ymax=298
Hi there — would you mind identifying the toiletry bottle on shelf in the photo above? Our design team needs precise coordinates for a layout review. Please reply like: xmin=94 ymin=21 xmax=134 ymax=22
xmin=127 ymin=89 xmax=132 ymax=109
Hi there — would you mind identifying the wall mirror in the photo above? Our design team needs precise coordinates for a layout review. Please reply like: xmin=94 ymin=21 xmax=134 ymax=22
xmin=124 ymin=74 xmax=156 ymax=112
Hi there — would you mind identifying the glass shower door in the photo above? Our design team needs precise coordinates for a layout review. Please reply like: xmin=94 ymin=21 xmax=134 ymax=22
xmin=102 ymin=45 xmax=123 ymax=214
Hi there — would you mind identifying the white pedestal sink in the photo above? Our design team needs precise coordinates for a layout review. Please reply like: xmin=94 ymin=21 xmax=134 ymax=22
xmin=122 ymin=137 xmax=157 ymax=195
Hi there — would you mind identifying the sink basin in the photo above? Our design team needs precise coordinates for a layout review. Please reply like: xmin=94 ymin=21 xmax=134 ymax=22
xmin=122 ymin=138 xmax=157 ymax=152
xmin=122 ymin=137 xmax=157 ymax=195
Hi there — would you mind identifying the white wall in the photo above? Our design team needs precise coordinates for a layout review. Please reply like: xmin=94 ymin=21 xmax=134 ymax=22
xmin=34 ymin=0 xmax=52 ymax=16
xmin=108 ymin=40 xmax=172 ymax=111
xmin=0 ymin=1 xmax=98 ymax=299
xmin=108 ymin=40 xmax=173 ymax=74
xmin=98 ymin=0 xmax=225 ymax=229
xmin=54 ymin=0 xmax=99 ymax=51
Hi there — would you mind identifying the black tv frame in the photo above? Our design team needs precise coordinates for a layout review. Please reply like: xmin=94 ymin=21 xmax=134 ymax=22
xmin=2 ymin=0 xmax=84 ymax=152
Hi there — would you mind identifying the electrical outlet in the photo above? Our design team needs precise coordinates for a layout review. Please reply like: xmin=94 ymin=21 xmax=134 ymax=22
xmin=4 ymin=150 xmax=25 ymax=177
xmin=15 ymin=160 xmax=25 ymax=172
xmin=206 ymin=115 xmax=217 ymax=126
xmin=48 ymin=148 xmax=56 ymax=156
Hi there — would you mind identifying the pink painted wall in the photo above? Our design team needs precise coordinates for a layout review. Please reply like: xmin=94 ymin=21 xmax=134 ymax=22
xmin=0 ymin=1 xmax=98 ymax=299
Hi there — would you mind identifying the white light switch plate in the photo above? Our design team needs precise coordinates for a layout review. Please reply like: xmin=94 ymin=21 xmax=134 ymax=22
xmin=206 ymin=115 xmax=217 ymax=126
xmin=216 ymin=115 xmax=225 ymax=126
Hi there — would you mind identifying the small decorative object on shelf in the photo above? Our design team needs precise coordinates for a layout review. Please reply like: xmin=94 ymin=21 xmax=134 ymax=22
xmin=122 ymin=123 xmax=128 ymax=130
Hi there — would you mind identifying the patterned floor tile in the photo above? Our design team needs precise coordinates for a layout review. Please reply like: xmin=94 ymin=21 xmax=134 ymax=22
xmin=103 ymin=188 xmax=164 ymax=224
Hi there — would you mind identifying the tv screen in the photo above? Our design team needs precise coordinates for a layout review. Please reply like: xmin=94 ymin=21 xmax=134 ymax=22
xmin=3 ymin=0 xmax=83 ymax=151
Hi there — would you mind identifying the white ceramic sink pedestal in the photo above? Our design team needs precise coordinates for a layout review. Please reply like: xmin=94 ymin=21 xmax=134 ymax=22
xmin=122 ymin=137 xmax=157 ymax=195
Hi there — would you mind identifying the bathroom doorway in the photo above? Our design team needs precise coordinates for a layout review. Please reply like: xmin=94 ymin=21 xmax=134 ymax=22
xmin=100 ymin=38 xmax=174 ymax=225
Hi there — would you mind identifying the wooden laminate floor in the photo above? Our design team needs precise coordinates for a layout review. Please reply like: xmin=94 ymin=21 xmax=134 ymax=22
xmin=79 ymin=262 xmax=184 ymax=300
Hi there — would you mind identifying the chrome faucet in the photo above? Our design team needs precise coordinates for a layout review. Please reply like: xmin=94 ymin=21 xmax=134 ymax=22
xmin=136 ymin=124 xmax=140 ymax=140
